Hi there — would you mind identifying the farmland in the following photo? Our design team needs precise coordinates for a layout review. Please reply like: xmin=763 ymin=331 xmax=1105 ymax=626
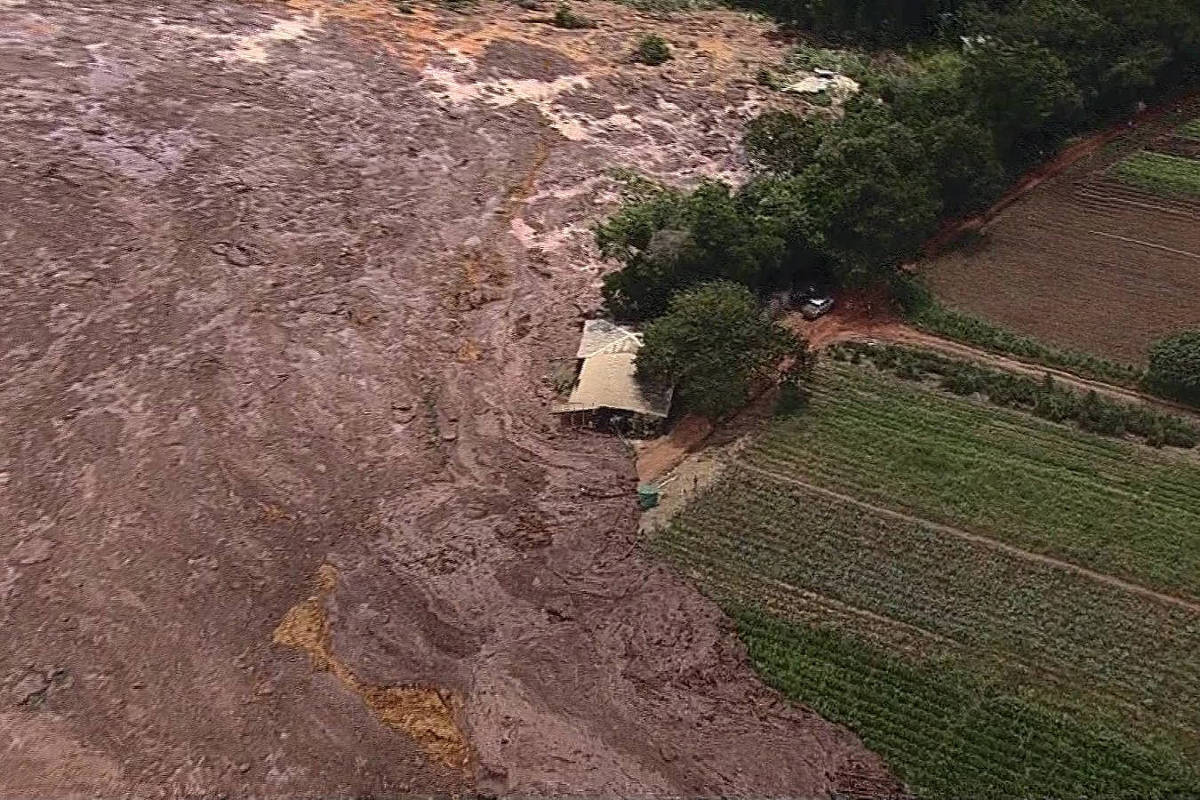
xmin=925 ymin=106 xmax=1200 ymax=366
xmin=653 ymin=360 xmax=1200 ymax=798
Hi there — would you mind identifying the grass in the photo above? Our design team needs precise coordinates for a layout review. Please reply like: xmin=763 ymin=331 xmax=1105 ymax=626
xmin=652 ymin=361 xmax=1200 ymax=797
xmin=742 ymin=362 xmax=1200 ymax=599
xmin=1111 ymin=150 xmax=1200 ymax=198
xmin=909 ymin=303 xmax=1145 ymax=387
xmin=1178 ymin=118 xmax=1200 ymax=141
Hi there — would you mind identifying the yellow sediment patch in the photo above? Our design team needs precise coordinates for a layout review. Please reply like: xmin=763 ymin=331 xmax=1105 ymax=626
xmin=273 ymin=565 xmax=470 ymax=769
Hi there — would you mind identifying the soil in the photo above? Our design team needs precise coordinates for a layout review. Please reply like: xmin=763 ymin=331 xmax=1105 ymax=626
xmin=0 ymin=1 xmax=897 ymax=798
xmin=923 ymin=96 xmax=1200 ymax=366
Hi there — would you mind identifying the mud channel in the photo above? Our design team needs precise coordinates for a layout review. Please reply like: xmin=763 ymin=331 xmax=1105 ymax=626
xmin=0 ymin=1 xmax=898 ymax=796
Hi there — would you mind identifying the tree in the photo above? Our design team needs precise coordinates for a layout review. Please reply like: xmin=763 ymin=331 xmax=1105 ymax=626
xmin=1147 ymin=331 xmax=1200 ymax=405
xmin=636 ymin=281 xmax=808 ymax=418
xmin=801 ymin=102 xmax=942 ymax=281
xmin=596 ymin=182 xmax=788 ymax=321
xmin=745 ymin=112 xmax=831 ymax=175
xmin=916 ymin=114 xmax=1005 ymax=215
xmin=961 ymin=39 xmax=1082 ymax=166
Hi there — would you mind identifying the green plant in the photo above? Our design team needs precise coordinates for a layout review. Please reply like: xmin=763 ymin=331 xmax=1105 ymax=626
xmin=634 ymin=33 xmax=672 ymax=66
xmin=1111 ymin=151 xmax=1200 ymax=198
xmin=552 ymin=3 xmax=595 ymax=29
xmin=652 ymin=362 xmax=1200 ymax=798
xmin=909 ymin=304 xmax=1145 ymax=387
xmin=843 ymin=341 xmax=1198 ymax=450
xmin=637 ymin=281 xmax=806 ymax=418
xmin=1147 ymin=330 xmax=1200 ymax=404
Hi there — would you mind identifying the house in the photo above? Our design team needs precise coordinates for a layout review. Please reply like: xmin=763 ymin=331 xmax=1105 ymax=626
xmin=552 ymin=319 xmax=673 ymax=432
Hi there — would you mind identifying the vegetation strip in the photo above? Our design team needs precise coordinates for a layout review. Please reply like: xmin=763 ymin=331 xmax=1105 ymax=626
xmin=907 ymin=303 xmax=1145 ymax=387
xmin=1111 ymin=150 xmax=1200 ymax=198
xmin=831 ymin=341 xmax=1199 ymax=448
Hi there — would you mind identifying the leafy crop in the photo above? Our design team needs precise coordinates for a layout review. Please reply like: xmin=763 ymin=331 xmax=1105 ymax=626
xmin=1111 ymin=151 xmax=1200 ymax=198
xmin=734 ymin=610 xmax=1199 ymax=800
xmin=743 ymin=363 xmax=1200 ymax=598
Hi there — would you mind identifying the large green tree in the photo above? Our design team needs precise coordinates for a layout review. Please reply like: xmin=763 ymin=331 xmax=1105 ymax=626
xmin=1147 ymin=331 xmax=1200 ymax=405
xmin=636 ymin=281 xmax=808 ymax=418
xmin=596 ymin=182 xmax=789 ymax=321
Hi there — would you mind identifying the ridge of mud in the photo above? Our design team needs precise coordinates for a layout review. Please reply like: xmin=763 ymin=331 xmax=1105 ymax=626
xmin=0 ymin=1 xmax=899 ymax=797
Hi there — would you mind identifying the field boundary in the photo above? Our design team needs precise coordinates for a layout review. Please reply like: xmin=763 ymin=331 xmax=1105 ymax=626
xmin=738 ymin=461 xmax=1200 ymax=614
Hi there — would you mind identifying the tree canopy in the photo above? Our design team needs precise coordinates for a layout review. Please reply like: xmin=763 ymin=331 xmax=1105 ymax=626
xmin=1148 ymin=332 xmax=1200 ymax=405
xmin=637 ymin=282 xmax=808 ymax=418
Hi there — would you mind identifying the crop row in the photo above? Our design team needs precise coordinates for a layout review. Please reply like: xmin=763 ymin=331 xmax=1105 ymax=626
xmin=663 ymin=467 xmax=1200 ymax=721
xmin=732 ymin=608 xmax=1200 ymax=800
xmin=745 ymin=362 xmax=1200 ymax=597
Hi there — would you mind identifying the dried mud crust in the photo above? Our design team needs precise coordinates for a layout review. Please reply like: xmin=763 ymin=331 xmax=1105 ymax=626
xmin=0 ymin=1 xmax=897 ymax=798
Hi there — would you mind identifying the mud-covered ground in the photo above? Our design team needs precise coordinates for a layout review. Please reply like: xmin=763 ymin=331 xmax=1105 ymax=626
xmin=0 ymin=1 xmax=898 ymax=796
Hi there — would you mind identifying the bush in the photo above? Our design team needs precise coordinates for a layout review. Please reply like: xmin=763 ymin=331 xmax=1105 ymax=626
xmin=634 ymin=34 xmax=672 ymax=66
xmin=552 ymin=4 xmax=595 ymax=28
xmin=1147 ymin=331 xmax=1200 ymax=405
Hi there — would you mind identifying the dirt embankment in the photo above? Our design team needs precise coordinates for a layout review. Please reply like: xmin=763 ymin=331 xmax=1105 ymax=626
xmin=0 ymin=1 xmax=897 ymax=797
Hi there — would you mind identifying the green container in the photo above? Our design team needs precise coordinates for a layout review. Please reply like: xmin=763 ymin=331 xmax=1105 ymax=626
xmin=637 ymin=483 xmax=660 ymax=510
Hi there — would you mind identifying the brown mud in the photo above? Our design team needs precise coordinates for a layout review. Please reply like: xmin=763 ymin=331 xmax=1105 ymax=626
xmin=0 ymin=1 xmax=896 ymax=797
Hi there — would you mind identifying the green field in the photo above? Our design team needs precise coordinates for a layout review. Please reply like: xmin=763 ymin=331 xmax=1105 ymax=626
xmin=1179 ymin=118 xmax=1200 ymax=141
xmin=1111 ymin=150 xmax=1200 ymax=197
xmin=743 ymin=362 xmax=1200 ymax=599
xmin=653 ymin=361 xmax=1200 ymax=798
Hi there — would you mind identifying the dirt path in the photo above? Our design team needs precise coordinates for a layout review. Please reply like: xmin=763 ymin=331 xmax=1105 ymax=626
xmin=0 ymin=1 xmax=897 ymax=798
xmin=739 ymin=463 xmax=1200 ymax=614
xmin=796 ymin=312 xmax=1200 ymax=421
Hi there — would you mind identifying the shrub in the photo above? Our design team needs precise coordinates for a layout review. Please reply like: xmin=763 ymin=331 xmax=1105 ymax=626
xmin=552 ymin=4 xmax=595 ymax=28
xmin=1147 ymin=331 xmax=1200 ymax=405
xmin=634 ymin=34 xmax=672 ymax=66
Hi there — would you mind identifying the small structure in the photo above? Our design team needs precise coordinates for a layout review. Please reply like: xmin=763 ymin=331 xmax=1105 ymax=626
xmin=552 ymin=319 xmax=673 ymax=433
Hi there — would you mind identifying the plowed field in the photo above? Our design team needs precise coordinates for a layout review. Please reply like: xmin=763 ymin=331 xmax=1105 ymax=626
xmin=926 ymin=104 xmax=1200 ymax=366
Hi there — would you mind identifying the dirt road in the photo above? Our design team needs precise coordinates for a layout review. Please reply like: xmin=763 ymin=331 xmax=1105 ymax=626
xmin=797 ymin=312 xmax=1200 ymax=421
xmin=0 ymin=1 xmax=896 ymax=797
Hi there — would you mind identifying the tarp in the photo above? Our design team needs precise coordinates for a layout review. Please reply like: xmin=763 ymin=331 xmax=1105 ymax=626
xmin=554 ymin=352 xmax=673 ymax=419
xmin=576 ymin=319 xmax=643 ymax=359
